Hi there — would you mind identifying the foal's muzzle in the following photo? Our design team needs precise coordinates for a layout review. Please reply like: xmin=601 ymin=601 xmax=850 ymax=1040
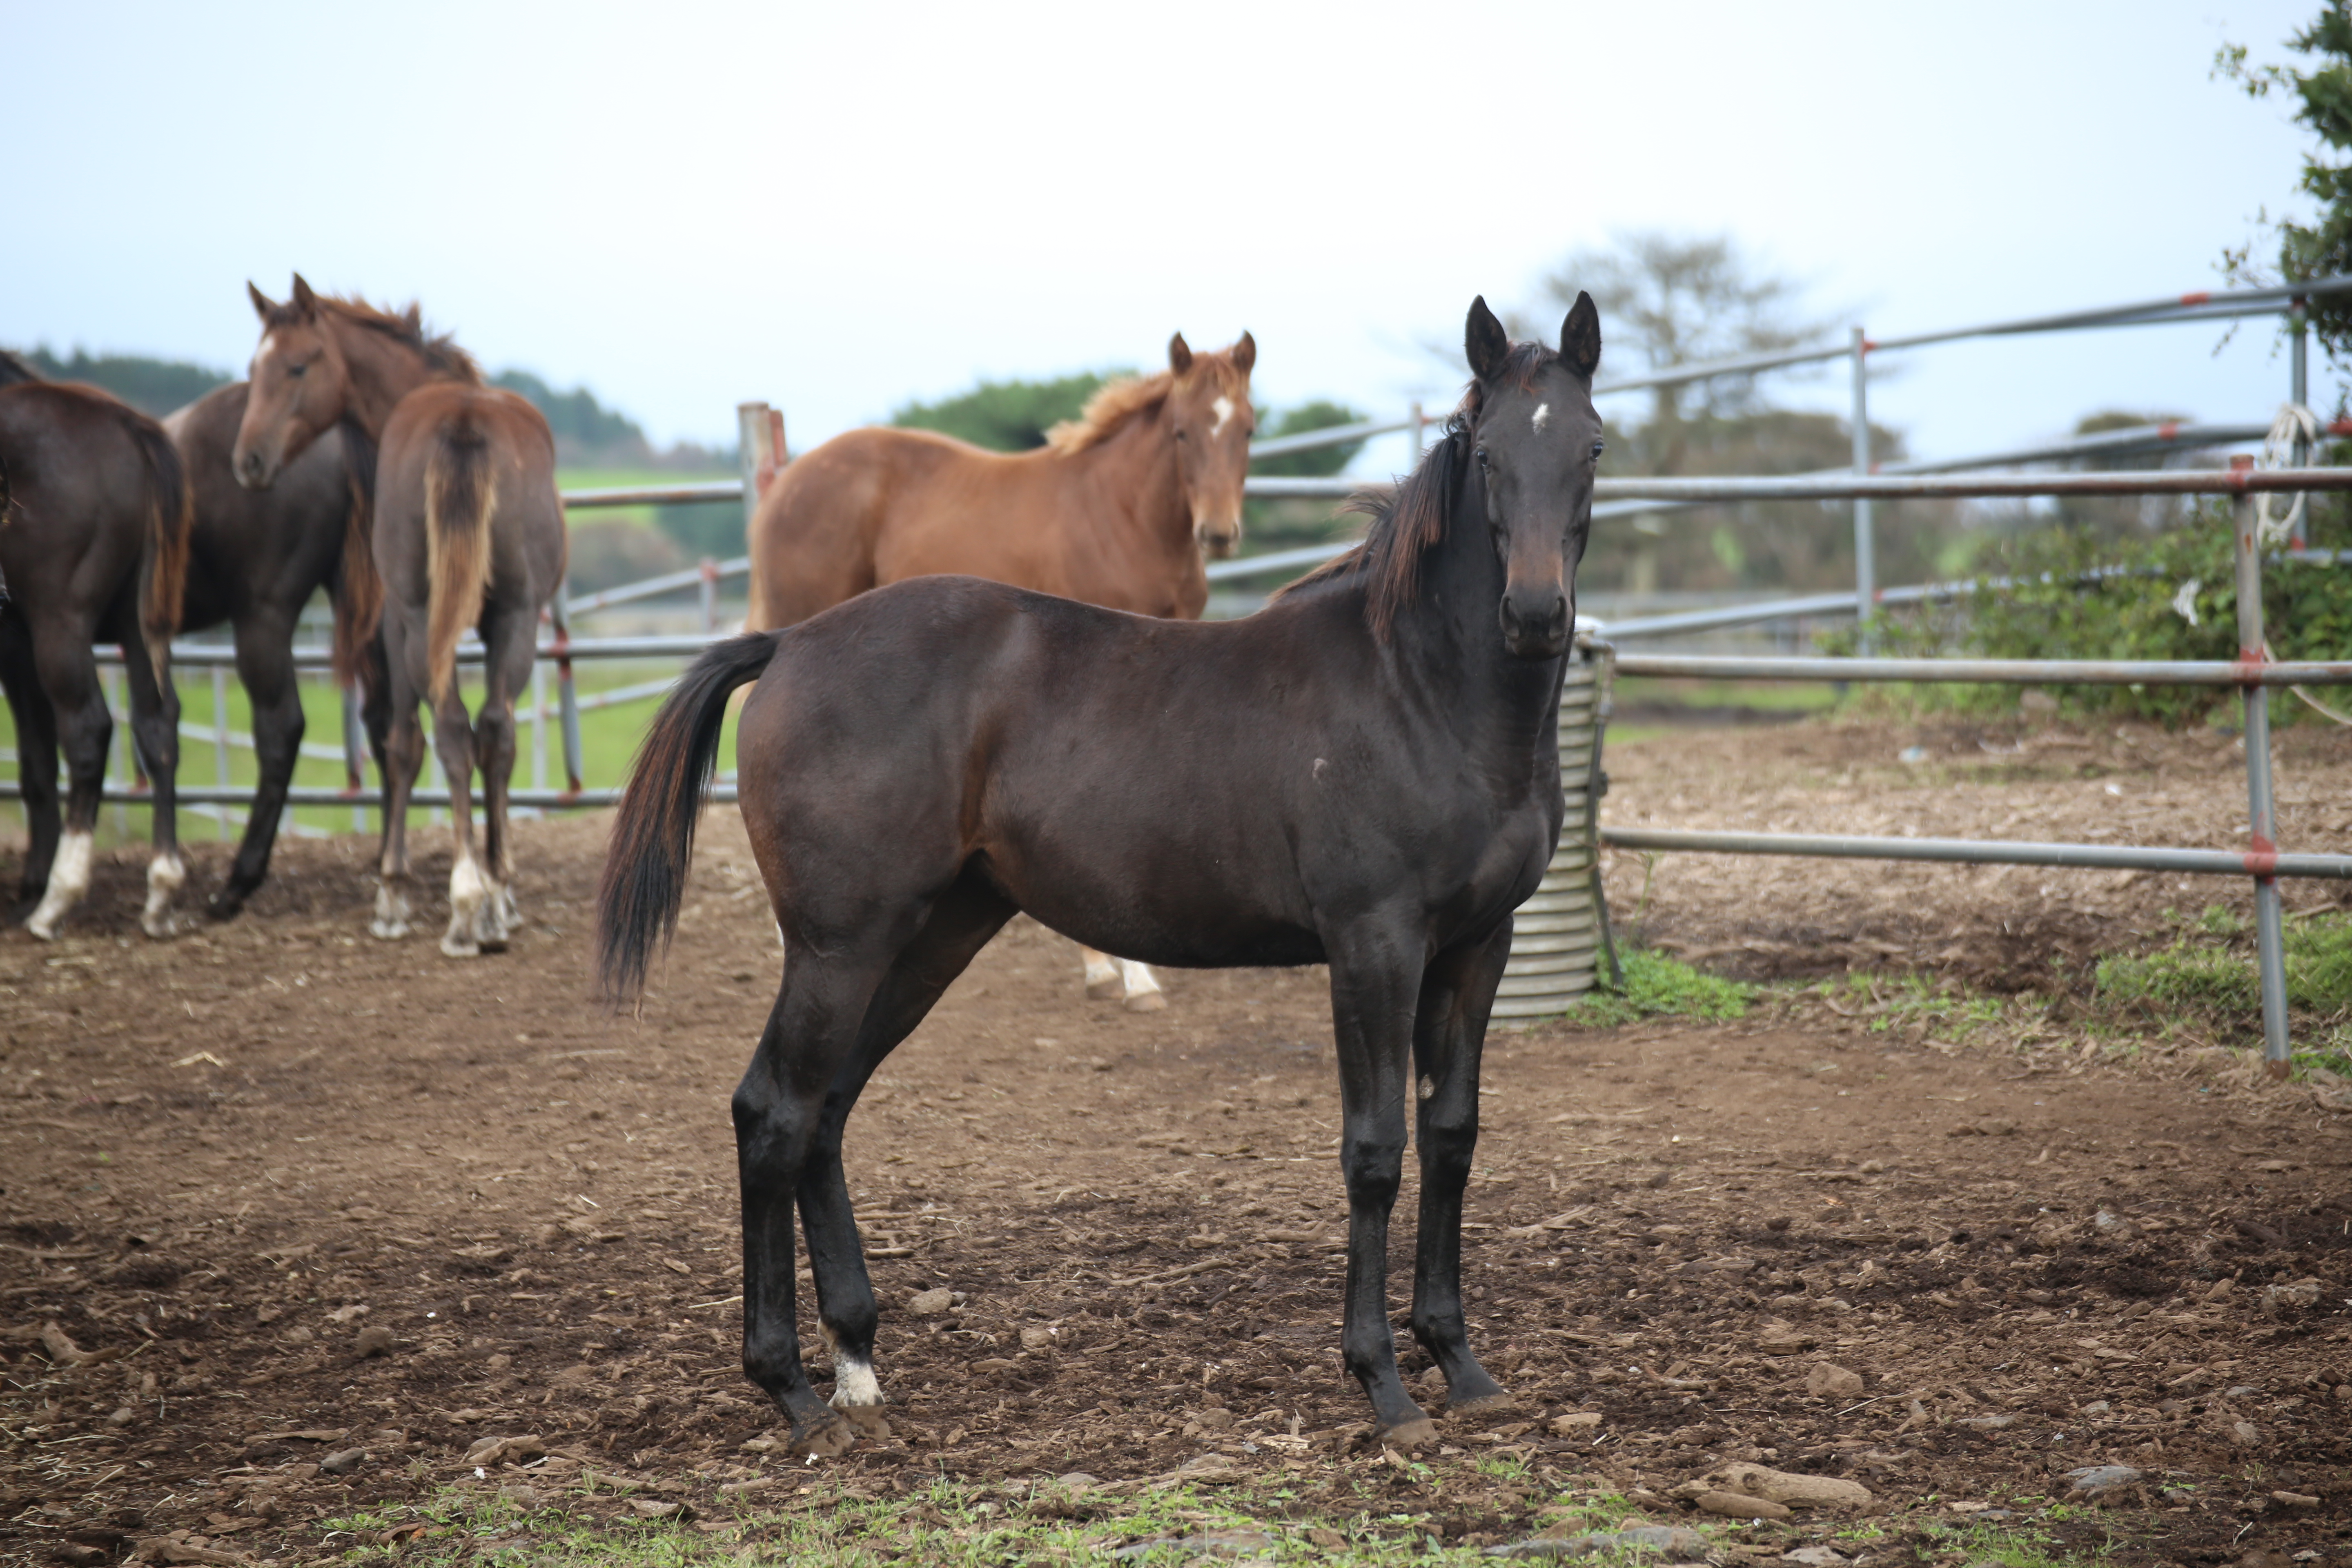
xmin=232 ymin=446 xmax=277 ymax=491
xmin=1499 ymin=589 xmax=1570 ymax=659
xmin=1196 ymin=516 xmax=1241 ymax=560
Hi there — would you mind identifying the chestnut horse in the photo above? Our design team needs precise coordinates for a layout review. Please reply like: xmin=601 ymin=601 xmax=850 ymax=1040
xmin=597 ymin=297 xmax=1603 ymax=1454
xmin=0 ymin=374 xmax=192 ymax=939
xmin=233 ymin=278 xmax=567 ymax=957
xmin=745 ymin=332 xmax=1256 ymax=1011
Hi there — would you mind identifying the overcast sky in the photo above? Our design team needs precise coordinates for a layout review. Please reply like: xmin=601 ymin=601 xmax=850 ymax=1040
xmin=3 ymin=0 xmax=2332 ymax=477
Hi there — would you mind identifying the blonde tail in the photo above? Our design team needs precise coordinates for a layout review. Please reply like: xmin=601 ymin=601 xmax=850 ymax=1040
xmin=423 ymin=416 xmax=495 ymax=704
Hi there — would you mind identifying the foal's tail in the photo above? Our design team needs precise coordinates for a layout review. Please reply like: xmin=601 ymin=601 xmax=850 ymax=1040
xmin=423 ymin=413 xmax=495 ymax=704
xmin=595 ymin=631 xmax=781 ymax=1006
xmin=127 ymin=413 xmax=192 ymax=688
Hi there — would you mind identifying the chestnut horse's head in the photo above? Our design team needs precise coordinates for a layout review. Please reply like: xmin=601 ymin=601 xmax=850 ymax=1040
xmin=1160 ymin=330 xmax=1256 ymax=559
xmin=1463 ymin=293 xmax=1603 ymax=659
xmin=233 ymin=274 xmax=374 ymax=490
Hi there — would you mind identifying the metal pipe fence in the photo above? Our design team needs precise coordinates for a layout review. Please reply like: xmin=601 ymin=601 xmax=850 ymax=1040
xmin=9 ymin=274 xmax=2350 ymax=1062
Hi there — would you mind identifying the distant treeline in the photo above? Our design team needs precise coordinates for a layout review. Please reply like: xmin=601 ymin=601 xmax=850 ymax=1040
xmin=8 ymin=346 xmax=726 ymax=471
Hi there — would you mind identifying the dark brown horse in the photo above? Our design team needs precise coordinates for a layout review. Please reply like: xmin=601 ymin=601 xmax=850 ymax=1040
xmin=0 ymin=376 xmax=192 ymax=939
xmin=167 ymin=383 xmax=377 ymax=918
xmin=597 ymin=296 xmax=1603 ymax=1454
xmin=233 ymin=277 xmax=566 ymax=956
xmin=745 ymin=332 xmax=1257 ymax=1010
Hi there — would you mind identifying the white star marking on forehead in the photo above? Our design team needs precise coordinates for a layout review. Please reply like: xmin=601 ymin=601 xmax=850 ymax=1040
xmin=1211 ymin=395 xmax=1235 ymax=436
xmin=1531 ymin=403 xmax=1550 ymax=431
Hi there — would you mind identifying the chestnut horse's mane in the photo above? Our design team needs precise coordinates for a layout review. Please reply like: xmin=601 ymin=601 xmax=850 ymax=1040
xmin=268 ymin=292 xmax=484 ymax=386
xmin=1275 ymin=339 xmax=1558 ymax=641
xmin=1042 ymin=350 xmax=1250 ymax=455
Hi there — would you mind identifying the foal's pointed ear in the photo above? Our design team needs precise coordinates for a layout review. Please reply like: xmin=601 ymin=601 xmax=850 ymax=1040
xmin=1231 ymin=330 xmax=1256 ymax=374
xmin=402 ymin=303 xmax=423 ymax=335
xmin=1561 ymin=290 xmax=1602 ymax=379
xmin=290 ymin=274 xmax=320 ymax=317
xmin=247 ymin=281 xmax=278 ymax=321
xmin=1168 ymin=332 xmax=1194 ymax=375
xmin=1466 ymin=296 xmax=1510 ymax=382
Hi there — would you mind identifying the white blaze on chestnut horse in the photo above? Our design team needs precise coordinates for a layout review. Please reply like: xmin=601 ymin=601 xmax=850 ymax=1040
xmin=744 ymin=332 xmax=1257 ymax=1011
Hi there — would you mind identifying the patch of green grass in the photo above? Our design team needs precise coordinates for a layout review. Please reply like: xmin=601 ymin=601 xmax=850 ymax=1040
xmin=2094 ymin=910 xmax=2352 ymax=1020
xmin=1910 ymin=1515 xmax=2087 ymax=1568
xmin=310 ymin=1474 xmax=1697 ymax=1568
xmin=1570 ymin=948 xmax=1756 ymax=1027
xmin=1820 ymin=971 xmax=2011 ymax=1038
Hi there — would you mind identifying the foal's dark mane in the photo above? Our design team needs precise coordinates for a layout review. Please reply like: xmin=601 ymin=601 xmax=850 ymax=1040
xmin=269 ymin=294 xmax=484 ymax=385
xmin=1278 ymin=340 xmax=1559 ymax=641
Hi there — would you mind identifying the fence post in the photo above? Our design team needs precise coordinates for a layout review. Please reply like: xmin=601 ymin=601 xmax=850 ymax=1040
xmin=1851 ymin=326 xmax=1876 ymax=655
xmin=699 ymin=557 xmax=720 ymax=634
xmin=1410 ymin=399 xmax=1425 ymax=466
xmin=550 ymin=579 xmax=584 ymax=800
xmin=739 ymin=402 xmax=783 ymax=530
xmin=2232 ymin=458 xmax=2292 ymax=1077
xmin=2291 ymin=298 xmax=2310 ymax=551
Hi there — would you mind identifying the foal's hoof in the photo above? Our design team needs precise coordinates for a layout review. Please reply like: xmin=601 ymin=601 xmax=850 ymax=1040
xmin=1086 ymin=977 xmax=1124 ymax=1001
xmin=1123 ymin=990 xmax=1169 ymax=1014
xmin=1379 ymin=1417 xmax=1440 ymax=1452
xmin=789 ymin=1411 xmax=857 ymax=1458
xmin=439 ymin=933 xmax=481 ymax=959
xmin=370 ymin=918 xmax=409 ymax=940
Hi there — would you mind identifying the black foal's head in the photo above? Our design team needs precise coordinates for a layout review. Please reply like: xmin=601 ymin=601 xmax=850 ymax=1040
xmin=1462 ymin=294 xmax=1602 ymax=659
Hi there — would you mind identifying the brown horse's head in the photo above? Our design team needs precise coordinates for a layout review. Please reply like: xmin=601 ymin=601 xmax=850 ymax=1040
xmin=1161 ymin=331 xmax=1255 ymax=559
xmin=233 ymin=275 xmax=378 ymax=490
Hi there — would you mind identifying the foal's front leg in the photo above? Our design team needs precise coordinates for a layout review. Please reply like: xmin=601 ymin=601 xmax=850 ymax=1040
xmin=1409 ymin=920 xmax=1516 ymax=1415
xmin=1326 ymin=924 xmax=1437 ymax=1445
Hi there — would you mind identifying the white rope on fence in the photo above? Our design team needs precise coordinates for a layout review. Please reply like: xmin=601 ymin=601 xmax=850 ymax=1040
xmin=2250 ymin=403 xmax=2352 ymax=726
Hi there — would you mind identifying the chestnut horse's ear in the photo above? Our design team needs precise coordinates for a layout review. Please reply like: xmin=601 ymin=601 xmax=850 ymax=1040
xmin=248 ymin=281 xmax=277 ymax=321
xmin=1231 ymin=331 xmax=1256 ymax=374
xmin=1466 ymin=296 xmax=1510 ymax=382
xmin=1168 ymin=332 xmax=1194 ymax=375
xmin=402 ymin=303 xmax=423 ymax=335
xmin=290 ymin=274 xmax=319 ymax=316
xmin=1560 ymin=291 xmax=1601 ymax=379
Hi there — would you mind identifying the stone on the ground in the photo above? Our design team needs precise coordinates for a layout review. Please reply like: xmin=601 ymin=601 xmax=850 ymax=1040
xmin=353 ymin=1325 xmax=395 ymax=1358
xmin=1805 ymin=1362 xmax=1863 ymax=1398
xmin=318 ymin=1448 xmax=365 ymax=1475
xmin=1695 ymin=1490 xmax=1792 ymax=1521
xmin=1782 ymin=1550 xmax=1849 ymax=1567
xmin=2065 ymin=1464 xmax=2143 ymax=1498
xmin=1697 ymin=1462 xmax=1872 ymax=1511
xmin=1549 ymin=1412 xmax=1602 ymax=1436
xmin=1485 ymin=1525 xmax=1710 ymax=1559
xmin=1111 ymin=1530 xmax=1274 ymax=1560
xmin=907 ymin=1287 xmax=953 ymax=1316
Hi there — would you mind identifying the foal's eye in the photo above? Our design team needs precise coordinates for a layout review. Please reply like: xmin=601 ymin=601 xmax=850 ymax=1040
xmin=1590 ymin=440 xmax=1605 ymax=459
xmin=1474 ymin=446 xmax=1489 ymax=466
xmin=288 ymin=362 xmax=309 ymax=379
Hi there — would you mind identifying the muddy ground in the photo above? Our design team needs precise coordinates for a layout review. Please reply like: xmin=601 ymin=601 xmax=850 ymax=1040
xmin=2 ymin=716 xmax=2349 ymax=1566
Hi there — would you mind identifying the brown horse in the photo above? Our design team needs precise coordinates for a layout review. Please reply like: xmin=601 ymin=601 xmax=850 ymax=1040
xmin=0 ymin=375 xmax=192 ymax=939
xmin=745 ymin=332 xmax=1256 ymax=1009
xmin=597 ymin=296 xmax=1605 ymax=1455
xmin=167 ymin=383 xmax=376 ymax=918
xmin=233 ymin=277 xmax=567 ymax=957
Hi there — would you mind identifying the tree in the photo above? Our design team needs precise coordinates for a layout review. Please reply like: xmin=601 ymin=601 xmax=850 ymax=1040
xmin=491 ymin=369 xmax=650 ymax=460
xmin=22 ymin=347 xmax=229 ymax=416
xmin=891 ymin=372 xmax=1123 ymax=452
xmin=2216 ymin=10 xmax=2352 ymax=360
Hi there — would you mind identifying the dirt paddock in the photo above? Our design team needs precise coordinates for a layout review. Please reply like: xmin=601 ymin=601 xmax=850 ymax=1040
xmin=2 ymin=717 xmax=2350 ymax=1566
